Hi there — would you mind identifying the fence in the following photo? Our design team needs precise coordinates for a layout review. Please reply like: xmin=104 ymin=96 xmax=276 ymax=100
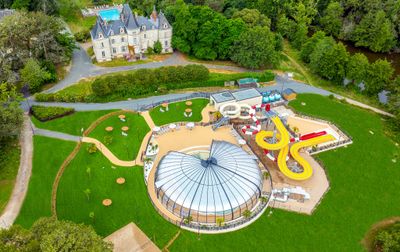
xmin=136 ymin=92 xmax=210 ymax=112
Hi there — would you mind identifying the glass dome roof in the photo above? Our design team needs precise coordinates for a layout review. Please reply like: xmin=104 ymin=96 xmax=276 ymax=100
xmin=155 ymin=141 xmax=262 ymax=216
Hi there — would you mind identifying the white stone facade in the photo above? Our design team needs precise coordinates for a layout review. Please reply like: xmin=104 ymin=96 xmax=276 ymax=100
xmin=91 ymin=4 xmax=172 ymax=62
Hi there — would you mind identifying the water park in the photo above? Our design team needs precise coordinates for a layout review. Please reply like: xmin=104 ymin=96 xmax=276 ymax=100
xmin=131 ymin=88 xmax=352 ymax=233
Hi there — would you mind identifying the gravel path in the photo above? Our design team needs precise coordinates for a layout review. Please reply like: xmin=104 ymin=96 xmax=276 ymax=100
xmin=33 ymin=128 xmax=81 ymax=142
xmin=0 ymin=115 xmax=33 ymax=229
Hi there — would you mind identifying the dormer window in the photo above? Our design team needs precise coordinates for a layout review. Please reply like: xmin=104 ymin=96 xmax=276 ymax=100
xmin=98 ymin=33 xmax=103 ymax=39
xmin=120 ymin=27 xmax=124 ymax=34
xmin=142 ymin=25 xmax=146 ymax=31
xmin=163 ymin=23 xmax=168 ymax=29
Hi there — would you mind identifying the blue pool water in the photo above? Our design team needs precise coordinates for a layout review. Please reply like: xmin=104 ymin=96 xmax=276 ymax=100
xmin=99 ymin=9 xmax=120 ymax=21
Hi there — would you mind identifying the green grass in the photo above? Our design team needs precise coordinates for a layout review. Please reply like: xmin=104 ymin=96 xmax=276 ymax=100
xmin=170 ymin=94 xmax=400 ymax=251
xmin=31 ymin=110 xmax=116 ymax=136
xmin=88 ymin=112 xmax=150 ymax=160
xmin=15 ymin=136 xmax=76 ymax=228
xmin=149 ymin=98 xmax=209 ymax=126
xmin=56 ymin=146 xmax=178 ymax=247
xmin=0 ymin=138 xmax=20 ymax=213
xmin=94 ymin=57 xmax=153 ymax=67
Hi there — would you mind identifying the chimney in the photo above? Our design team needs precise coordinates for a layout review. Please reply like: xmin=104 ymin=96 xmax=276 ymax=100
xmin=151 ymin=5 xmax=157 ymax=21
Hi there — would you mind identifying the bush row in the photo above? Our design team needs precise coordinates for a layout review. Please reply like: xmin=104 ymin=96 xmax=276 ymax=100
xmin=91 ymin=64 xmax=209 ymax=97
xmin=31 ymin=105 xmax=75 ymax=122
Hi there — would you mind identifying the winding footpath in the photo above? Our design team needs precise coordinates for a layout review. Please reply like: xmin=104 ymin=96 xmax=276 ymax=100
xmin=0 ymin=115 xmax=33 ymax=228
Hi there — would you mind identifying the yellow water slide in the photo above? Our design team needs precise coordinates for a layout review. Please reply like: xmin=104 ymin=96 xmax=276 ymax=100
xmin=278 ymin=134 xmax=336 ymax=180
xmin=255 ymin=117 xmax=290 ymax=150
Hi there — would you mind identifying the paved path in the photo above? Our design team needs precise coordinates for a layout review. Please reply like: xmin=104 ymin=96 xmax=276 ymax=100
xmin=30 ymin=75 xmax=393 ymax=117
xmin=0 ymin=115 xmax=33 ymax=229
xmin=43 ymin=47 xmax=251 ymax=93
xmin=33 ymin=128 xmax=81 ymax=142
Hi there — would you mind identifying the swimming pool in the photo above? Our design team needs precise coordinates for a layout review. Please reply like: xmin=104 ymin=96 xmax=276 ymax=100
xmin=99 ymin=9 xmax=120 ymax=21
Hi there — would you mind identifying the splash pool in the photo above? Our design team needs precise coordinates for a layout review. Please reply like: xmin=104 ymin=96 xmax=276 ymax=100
xmin=99 ymin=9 xmax=120 ymax=21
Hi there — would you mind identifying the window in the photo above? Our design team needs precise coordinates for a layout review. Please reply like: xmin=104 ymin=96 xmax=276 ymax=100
xmin=99 ymin=33 xmax=103 ymax=39
xmin=165 ymin=40 xmax=168 ymax=46
xmin=121 ymin=46 xmax=126 ymax=52
xmin=101 ymin=51 xmax=105 ymax=58
xmin=111 ymin=39 xmax=115 ymax=44
xmin=112 ymin=47 xmax=117 ymax=54
xmin=121 ymin=37 xmax=125 ymax=43
xmin=163 ymin=23 xmax=168 ymax=29
xmin=120 ymin=27 xmax=124 ymax=34
xmin=142 ymin=25 xmax=146 ymax=31
xmin=144 ymin=34 xmax=146 ymax=39
xmin=101 ymin=42 xmax=104 ymax=48
xmin=133 ymin=38 xmax=137 ymax=44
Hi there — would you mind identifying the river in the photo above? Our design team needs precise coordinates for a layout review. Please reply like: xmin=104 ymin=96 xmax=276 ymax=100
xmin=342 ymin=41 xmax=400 ymax=76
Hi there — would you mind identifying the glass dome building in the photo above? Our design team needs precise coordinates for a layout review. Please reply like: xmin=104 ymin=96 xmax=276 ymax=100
xmin=154 ymin=141 xmax=262 ymax=224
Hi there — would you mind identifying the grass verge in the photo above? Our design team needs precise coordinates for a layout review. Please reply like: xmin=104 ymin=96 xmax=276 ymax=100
xmin=15 ymin=136 xmax=76 ymax=228
xmin=149 ymin=98 xmax=209 ymax=126
xmin=0 ymin=138 xmax=20 ymax=213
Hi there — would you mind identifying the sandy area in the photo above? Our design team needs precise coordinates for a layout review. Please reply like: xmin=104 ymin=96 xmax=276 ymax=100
xmin=269 ymin=152 xmax=329 ymax=214
xmin=104 ymin=223 xmax=160 ymax=252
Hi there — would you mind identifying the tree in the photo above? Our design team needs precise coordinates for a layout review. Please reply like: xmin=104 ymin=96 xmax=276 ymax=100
xmin=310 ymin=38 xmax=349 ymax=83
xmin=83 ymin=188 xmax=91 ymax=201
xmin=319 ymin=1 xmax=343 ymax=37
xmin=20 ymin=59 xmax=51 ymax=92
xmin=300 ymin=31 xmax=326 ymax=63
xmin=0 ymin=11 xmax=75 ymax=85
xmin=153 ymin=40 xmax=162 ymax=54
xmin=216 ymin=217 xmax=224 ymax=227
xmin=0 ymin=224 xmax=39 ymax=251
xmin=353 ymin=10 xmax=396 ymax=52
xmin=346 ymin=53 xmax=370 ymax=84
xmin=0 ymin=83 xmax=23 ymax=141
xmin=30 ymin=0 xmax=59 ymax=15
xmin=231 ymin=26 xmax=281 ymax=69
xmin=375 ymin=221 xmax=400 ymax=251
xmin=291 ymin=22 xmax=308 ymax=49
xmin=242 ymin=209 xmax=251 ymax=218
xmin=31 ymin=217 xmax=112 ymax=251
xmin=0 ymin=217 xmax=112 ymax=251
xmin=364 ymin=59 xmax=394 ymax=95
xmin=232 ymin=8 xmax=271 ymax=28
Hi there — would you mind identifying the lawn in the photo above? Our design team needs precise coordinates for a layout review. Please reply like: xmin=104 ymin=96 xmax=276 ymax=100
xmin=170 ymin=94 xmax=400 ymax=251
xmin=31 ymin=110 xmax=116 ymax=136
xmin=88 ymin=112 xmax=150 ymax=160
xmin=56 ymin=146 xmax=178 ymax=247
xmin=0 ymin=138 xmax=20 ymax=213
xmin=149 ymin=98 xmax=209 ymax=126
xmin=15 ymin=136 xmax=76 ymax=228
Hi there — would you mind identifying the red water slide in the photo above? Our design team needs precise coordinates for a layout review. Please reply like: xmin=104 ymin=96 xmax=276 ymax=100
xmin=299 ymin=131 xmax=327 ymax=141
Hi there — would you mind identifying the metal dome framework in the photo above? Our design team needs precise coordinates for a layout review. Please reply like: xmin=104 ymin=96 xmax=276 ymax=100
xmin=155 ymin=140 xmax=262 ymax=224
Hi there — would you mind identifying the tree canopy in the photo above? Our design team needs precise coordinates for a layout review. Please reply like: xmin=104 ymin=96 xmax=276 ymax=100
xmin=0 ymin=83 xmax=23 ymax=141
xmin=230 ymin=26 xmax=282 ymax=69
xmin=0 ymin=217 xmax=112 ymax=251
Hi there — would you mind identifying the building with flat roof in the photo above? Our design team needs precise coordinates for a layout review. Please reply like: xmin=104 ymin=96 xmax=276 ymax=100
xmin=282 ymin=88 xmax=297 ymax=101
xmin=210 ymin=88 xmax=262 ymax=109
xmin=237 ymin=78 xmax=258 ymax=88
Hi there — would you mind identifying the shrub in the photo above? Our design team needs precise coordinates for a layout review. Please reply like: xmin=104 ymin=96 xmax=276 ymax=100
xmin=31 ymin=105 xmax=75 ymax=122
xmin=87 ymin=144 xmax=97 ymax=154
xmin=146 ymin=47 xmax=154 ymax=54
xmin=103 ymin=136 xmax=113 ymax=145
xmin=153 ymin=40 xmax=162 ymax=54
xmin=74 ymin=30 xmax=90 ymax=42
xmin=92 ymin=79 xmax=111 ymax=96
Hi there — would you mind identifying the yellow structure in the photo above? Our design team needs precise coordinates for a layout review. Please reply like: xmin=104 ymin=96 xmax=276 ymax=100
xmin=255 ymin=117 xmax=335 ymax=181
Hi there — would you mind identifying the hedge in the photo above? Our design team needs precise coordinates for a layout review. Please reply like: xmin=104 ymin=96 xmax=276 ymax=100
xmin=31 ymin=105 xmax=75 ymax=122
xmin=91 ymin=64 xmax=209 ymax=97
xmin=34 ymin=65 xmax=275 ymax=103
